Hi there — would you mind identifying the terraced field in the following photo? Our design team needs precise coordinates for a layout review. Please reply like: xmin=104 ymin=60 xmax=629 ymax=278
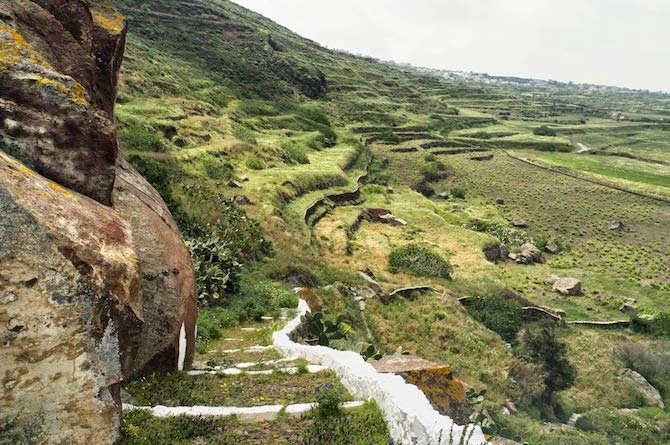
xmin=109 ymin=0 xmax=670 ymax=443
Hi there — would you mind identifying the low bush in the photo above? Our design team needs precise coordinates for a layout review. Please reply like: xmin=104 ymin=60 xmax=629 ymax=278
xmin=575 ymin=408 xmax=665 ymax=445
xmin=377 ymin=131 xmax=400 ymax=144
xmin=533 ymin=125 xmax=557 ymax=137
xmin=451 ymin=186 xmax=466 ymax=199
xmin=280 ymin=142 xmax=310 ymax=164
xmin=244 ymin=156 xmax=264 ymax=170
xmin=631 ymin=312 xmax=670 ymax=338
xmin=465 ymin=295 xmax=524 ymax=342
xmin=118 ymin=124 xmax=167 ymax=152
xmin=420 ymin=160 xmax=448 ymax=182
xmin=388 ymin=243 xmax=452 ymax=279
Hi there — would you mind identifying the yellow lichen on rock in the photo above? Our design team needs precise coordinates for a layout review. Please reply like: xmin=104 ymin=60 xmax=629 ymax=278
xmin=35 ymin=76 xmax=90 ymax=106
xmin=91 ymin=9 xmax=125 ymax=34
xmin=0 ymin=24 xmax=48 ymax=69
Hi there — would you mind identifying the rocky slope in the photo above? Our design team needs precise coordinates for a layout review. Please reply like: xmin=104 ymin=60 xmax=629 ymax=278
xmin=0 ymin=1 xmax=197 ymax=443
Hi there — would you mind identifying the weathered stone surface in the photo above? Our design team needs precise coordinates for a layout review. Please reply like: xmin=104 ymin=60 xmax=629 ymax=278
xmin=617 ymin=368 xmax=664 ymax=408
xmin=544 ymin=241 xmax=560 ymax=254
xmin=544 ymin=274 xmax=560 ymax=286
xmin=372 ymin=355 xmax=469 ymax=425
xmin=0 ymin=2 xmax=197 ymax=442
xmin=518 ymin=243 xmax=545 ymax=264
xmin=608 ymin=220 xmax=630 ymax=232
xmin=512 ymin=219 xmax=528 ymax=228
xmin=113 ymin=158 xmax=197 ymax=371
xmin=483 ymin=242 xmax=510 ymax=263
xmin=0 ymin=0 xmax=126 ymax=205
xmin=357 ymin=270 xmax=384 ymax=295
xmin=553 ymin=277 xmax=582 ymax=296
xmin=364 ymin=207 xmax=406 ymax=226
xmin=0 ymin=152 xmax=142 ymax=444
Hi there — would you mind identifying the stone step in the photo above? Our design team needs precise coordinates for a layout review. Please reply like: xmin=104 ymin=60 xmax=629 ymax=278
xmin=187 ymin=364 xmax=328 ymax=376
xmin=123 ymin=401 xmax=366 ymax=423
xmin=218 ymin=345 xmax=274 ymax=354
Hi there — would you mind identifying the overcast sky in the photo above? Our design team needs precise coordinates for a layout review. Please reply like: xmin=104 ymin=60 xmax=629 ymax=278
xmin=234 ymin=0 xmax=670 ymax=92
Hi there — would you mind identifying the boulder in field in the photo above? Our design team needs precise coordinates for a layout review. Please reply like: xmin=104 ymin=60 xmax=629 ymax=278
xmin=617 ymin=368 xmax=664 ymax=408
xmin=544 ymin=241 xmax=561 ymax=254
xmin=519 ymin=243 xmax=545 ymax=264
xmin=372 ymin=355 xmax=469 ymax=425
xmin=553 ymin=277 xmax=582 ymax=296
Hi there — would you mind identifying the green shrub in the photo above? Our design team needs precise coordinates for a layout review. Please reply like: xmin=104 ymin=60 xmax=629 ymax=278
xmin=244 ymin=156 xmax=264 ymax=170
xmin=515 ymin=322 xmax=577 ymax=420
xmin=631 ymin=312 xmax=670 ymax=338
xmin=388 ymin=243 xmax=453 ymax=279
xmin=280 ymin=143 xmax=310 ymax=164
xmin=201 ymin=156 xmax=234 ymax=180
xmin=300 ymin=107 xmax=331 ymax=127
xmin=378 ymin=131 xmax=400 ymax=144
xmin=0 ymin=413 xmax=45 ymax=444
xmin=304 ymin=401 xmax=390 ymax=444
xmin=0 ymin=141 xmax=35 ymax=169
xmin=465 ymin=295 xmax=523 ymax=342
xmin=614 ymin=342 xmax=670 ymax=397
xmin=575 ymin=408 xmax=664 ymax=444
xmin=533 ymin=125 xmax=557 ymax=137
xmin=314 ymin=383 xmax=343 ymax=418
xmin=420 ymin=160 xmax=447 ymax=182
xmin=451 ymin=187 xmax=466 ymax=199
xmin=118 ymin=124 xmax=167 ymax=152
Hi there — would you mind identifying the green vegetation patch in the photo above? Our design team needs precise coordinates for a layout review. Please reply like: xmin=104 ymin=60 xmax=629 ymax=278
xmin=124 ymin=370 xmax=350 ymax=407
xmin=117 ymin=401 xmax=390 ymax=445
xmin=388 ymin=243 xmax=453 ymax=279
xmin=465 ymin=295 xmax=523 ymax=342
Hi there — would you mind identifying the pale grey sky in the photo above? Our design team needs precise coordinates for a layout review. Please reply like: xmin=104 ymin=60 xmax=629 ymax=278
xmin=234 ymin=0 xmax=670 ymax=92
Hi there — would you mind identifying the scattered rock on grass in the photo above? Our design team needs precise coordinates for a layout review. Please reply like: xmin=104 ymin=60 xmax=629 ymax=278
xmin=552 ymin=277 xmax=582 ymax=296
xmin=617 ymin=368 xmax=665 ymax=408
xmin=544 ymin=241 xmax=561 ymax=254
xmin=518 ymin=243 xmax=545 ymax=264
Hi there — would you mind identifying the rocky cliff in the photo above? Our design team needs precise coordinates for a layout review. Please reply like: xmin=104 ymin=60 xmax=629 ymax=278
xmin=0 ymin=1 xmax=197 ymax=443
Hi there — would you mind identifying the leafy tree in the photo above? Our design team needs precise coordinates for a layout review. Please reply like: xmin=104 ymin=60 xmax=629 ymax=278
xmin=515 ymin=321 xmax=576 ymax=420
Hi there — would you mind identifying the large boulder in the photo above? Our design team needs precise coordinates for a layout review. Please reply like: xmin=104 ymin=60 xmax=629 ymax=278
xmin=372 ymin=355 xmax=469 ymax=425
xmin=0 ymin=152 xmax=142 ymax=443
xmin=617 ymin=368 xmax=664 ymax=408
xmin=113 ymin=158 xmax=197 ymax=371
xmin=0 ymin=2 xmax=197 ymax=442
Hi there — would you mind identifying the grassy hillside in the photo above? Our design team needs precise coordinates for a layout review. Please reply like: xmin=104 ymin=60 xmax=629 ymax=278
xmin=112 ymin=0 xmax=670 ymax=443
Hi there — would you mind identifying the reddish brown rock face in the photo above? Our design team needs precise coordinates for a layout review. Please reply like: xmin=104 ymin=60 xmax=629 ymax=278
xmin=0 ymin=0 xmax=126 ymax=205
xmin=0 ymin=1 xmax=197 ymax=443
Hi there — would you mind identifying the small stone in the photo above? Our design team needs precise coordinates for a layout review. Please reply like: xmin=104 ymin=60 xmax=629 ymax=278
xmin=496 ymin=199 xmax=505 ymax=205
xmin=619 ymin=303 xmax=636 ymax=313
xmin=234 ymin=195 xmax=251 ymax=205
xmin=512 ymin=219 xmax=528 ymax=228
xmin=544 ymin=241 xmax=560 ymax=254
xmin=228 ymin=180 xmax=243 ymax=189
